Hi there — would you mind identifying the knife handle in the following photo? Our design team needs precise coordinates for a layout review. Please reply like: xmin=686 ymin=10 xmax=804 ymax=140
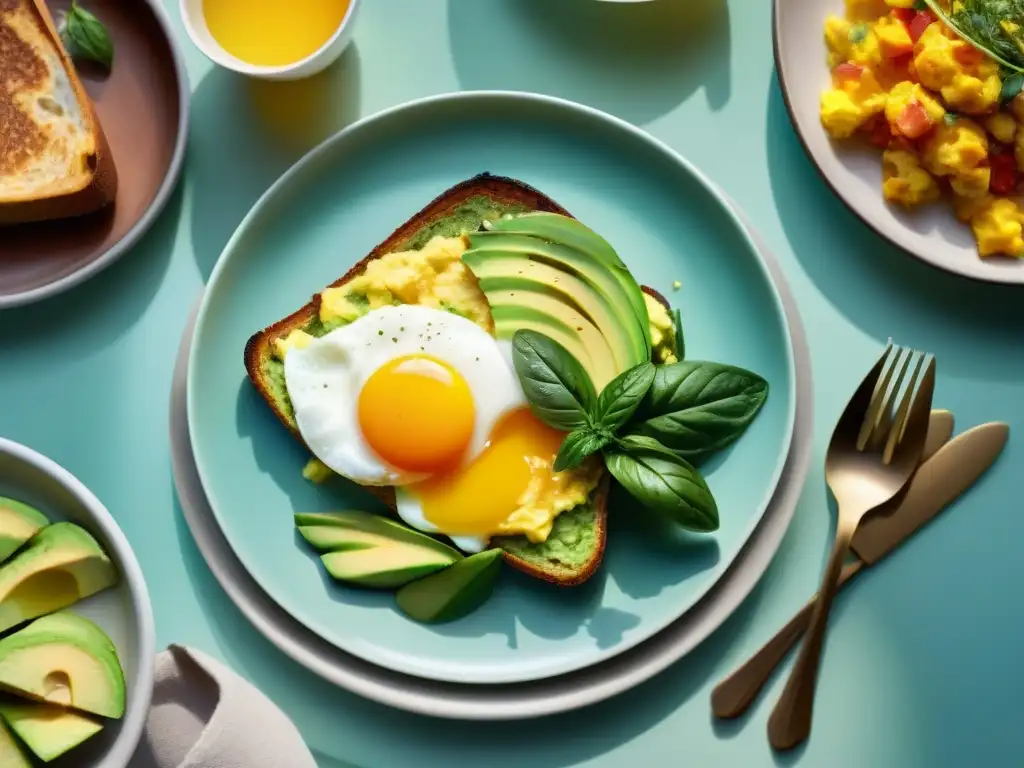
xmin=710 ymin=560 xmax=864 ymax=719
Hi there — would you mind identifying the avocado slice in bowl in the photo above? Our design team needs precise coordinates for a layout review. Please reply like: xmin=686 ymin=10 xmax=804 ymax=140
xmin=0 ymin=498 xmax=49 ymax=565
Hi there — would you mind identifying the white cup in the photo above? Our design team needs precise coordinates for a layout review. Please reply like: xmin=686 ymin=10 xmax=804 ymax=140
xmin=179 ymin=0 xmax=361 ymax=80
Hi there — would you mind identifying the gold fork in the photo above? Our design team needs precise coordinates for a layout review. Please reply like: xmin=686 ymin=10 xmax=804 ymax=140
xmin=767 ymin=343 xmax=937 ymax=750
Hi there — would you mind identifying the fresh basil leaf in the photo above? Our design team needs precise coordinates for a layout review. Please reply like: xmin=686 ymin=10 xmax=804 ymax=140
xmin=629 ymin=361 xmax=769 ymax=462
xmin=554 ymin=428 xmax=611 ymax=472
xmin=604 ymin=448 xmax=719 ymax=532
xmin=615 ymin=434 xmax=680 ymax=461
xmin=592 ymin=362 xmax=655 ymax=433
xmin=671 ymin=308 xmax=685 ymax=361
xmin=512 ymin=330 xmax=596 ymax=432
xmin=62 ymin=1 xmax=114 ymax=69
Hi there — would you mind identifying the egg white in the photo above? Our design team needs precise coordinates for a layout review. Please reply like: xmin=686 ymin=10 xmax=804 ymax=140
xmin=283 ymin=305 xmax=525 ymax=487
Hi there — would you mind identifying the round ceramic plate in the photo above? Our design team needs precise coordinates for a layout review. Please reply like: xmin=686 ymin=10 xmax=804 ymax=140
xmin=172 ymin=199 xmax=813 ymax=719
xmin=187 ymin=92 xmax=797 ymax=685
xmin=0 ymin=439 xmax=155 ymax=766
xmin=0 ymin=0 xmax=189 ymax=309
xmin=774 ymin=0 xmax=1024 ymax=284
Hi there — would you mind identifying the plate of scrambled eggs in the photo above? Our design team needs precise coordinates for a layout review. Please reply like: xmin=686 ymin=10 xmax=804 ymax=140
xmin=185 ymin=92 xmax=797 ymax=685
xmin=775 ymin=0 xmax=1024 ymax=283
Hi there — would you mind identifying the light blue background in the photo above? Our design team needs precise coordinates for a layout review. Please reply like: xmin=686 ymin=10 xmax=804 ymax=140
xmin=0 ymin=1 xmax=1021 ymax=766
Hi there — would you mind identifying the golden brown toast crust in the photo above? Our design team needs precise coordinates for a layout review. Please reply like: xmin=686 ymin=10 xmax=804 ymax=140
xmin=0 ymin=0 xmax=117 ymax=226
xmin=243 ymin=173 xmax=624 ymax=585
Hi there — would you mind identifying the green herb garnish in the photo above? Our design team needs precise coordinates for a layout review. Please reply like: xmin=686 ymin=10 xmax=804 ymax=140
xmin=1001 ymin=70 xmax=1024 ymax=102
xmin=944 ymin=112 xmax=960 ymax=125
xmin=510 ymin=330 xmax=770 ymax=532
xmin=848 ymin=23 xmax=869 ymax=43
xmin=923 ymin=0 xmax=1024 ymax=72
xmin=58 ymin=1 xmax=114 ymax=69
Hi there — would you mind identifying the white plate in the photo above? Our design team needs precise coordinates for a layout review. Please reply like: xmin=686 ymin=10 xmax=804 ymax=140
xmin=774 ymin=0 xmax=1024 ymax=284
xmin=169 ymin=202 xmax=814 ymax=720
xmin=0 ymin=440 xmax=155 ymax=767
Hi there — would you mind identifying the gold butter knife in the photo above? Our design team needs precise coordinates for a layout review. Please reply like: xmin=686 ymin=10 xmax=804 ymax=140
xmin=712 ymin=417 xmax=1009 ymax=720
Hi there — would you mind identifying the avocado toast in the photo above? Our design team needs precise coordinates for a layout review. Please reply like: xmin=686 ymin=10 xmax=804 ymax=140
xmin=245 ymin=173 xmax=676 ymax=586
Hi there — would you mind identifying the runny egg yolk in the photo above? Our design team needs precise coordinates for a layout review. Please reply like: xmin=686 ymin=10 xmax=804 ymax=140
xmin=358 ymin=355 xmax=475 ymax=473
xmin=409 ymin=408 xmax=566 ymax=537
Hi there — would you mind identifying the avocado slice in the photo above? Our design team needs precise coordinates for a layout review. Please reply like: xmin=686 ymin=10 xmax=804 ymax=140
xmin=0 ymin=717 xmax=31 ymax=768
xmin=464 ymin=232 xmax=648 ymax=368
xmin=0 ymin=700 xmax=103 ymax=762
xmin=0 ymin=612 xmax=126 ymax=719
xmin=395 ymin=548 xmax=503 ymax=623
xmin=0 ymin=498 xmax=49 ymax=565
xmin=487 ymin=288 xmax=618 ymax=388
xmin=490 ymin=305 xmax=597 ymax=378
xmin=0 ymin=523 xmax=118 ymax=634
xmin=481 ymin=213 xmax=652 ymax=354
xmin=296 ymin=511 xmax=462 ymax=588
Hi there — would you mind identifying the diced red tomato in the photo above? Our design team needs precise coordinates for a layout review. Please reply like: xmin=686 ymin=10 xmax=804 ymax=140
xmin=892 ymin=7 xmax=915 ymax=24
xmin=896 ymin=101 xmax=933 ymax=139
xmin=833 ymin=62 xmax=865 ymax=83
xmin=869 ymin=118 xmax=893 ymax=147
xmin=990 ymin=154 xmax=1017 ymax=194
xmin=954 ymin=43 xmax=984 ymax=66
xmin=908 ymin=11 xmax=936 ymax=43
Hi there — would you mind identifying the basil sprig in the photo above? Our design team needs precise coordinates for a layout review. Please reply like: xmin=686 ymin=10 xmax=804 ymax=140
xmin=59 ymin=1 xmax=114 ymax=70
xmin=511 ymin=330 xmax=769 ymax=532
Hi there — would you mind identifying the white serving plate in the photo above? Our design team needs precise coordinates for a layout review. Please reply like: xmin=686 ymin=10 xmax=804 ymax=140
xmin=774 ymin=0 xmax=1024 ymax=284
xmin=169 ymin=201 xmax=814 ymax=721
xmin=0 ymin=440 xmax=155 ymax=767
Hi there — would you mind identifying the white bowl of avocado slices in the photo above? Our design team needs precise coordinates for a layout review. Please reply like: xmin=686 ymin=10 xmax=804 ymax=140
xmin=0 ymin=438 xmax=154 ymax=767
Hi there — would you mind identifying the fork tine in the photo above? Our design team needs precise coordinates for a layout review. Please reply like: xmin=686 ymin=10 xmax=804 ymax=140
xmin=861 ymin=347 xmax=909 ymax=451
xmin=868 ymin=349 xmax=914 ymax=453
xmin=885 ymin=355 xmax=936 ymax=464
xmin=883 ymin=352 xmax=924 ymax=463
xmin=854 ymin=343 xmax=898 ymax=451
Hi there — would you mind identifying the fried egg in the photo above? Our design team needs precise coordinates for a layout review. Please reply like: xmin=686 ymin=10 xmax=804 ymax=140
xmin=283 ymin=305 xmax=525 ymax=488
xmin=285 ymin=304 xmax=589 ymax=552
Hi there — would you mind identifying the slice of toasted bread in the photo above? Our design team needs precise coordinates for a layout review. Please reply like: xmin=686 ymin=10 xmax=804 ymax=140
xmin=0 ymin=0 xmax=117 ymax=226
xmin=245 ymin=173 xmax=654 ymax=586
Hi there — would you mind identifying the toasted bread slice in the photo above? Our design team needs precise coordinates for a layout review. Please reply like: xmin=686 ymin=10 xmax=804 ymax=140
xmin=0 ymin=0 xmax=117 ymax=226
xmin=245 ymin=174 xmax=659 ymax=586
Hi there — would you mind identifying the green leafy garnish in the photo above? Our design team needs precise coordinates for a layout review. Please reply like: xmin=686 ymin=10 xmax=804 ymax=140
xmin=914 ymin=0 xmax=929 ymax=9
xmin=627 ymin=361 xmax=769 ymax=464
xmin=604 ymin=442 xmax=719 ymax=532
xmin=848 ymin=23 xmax=869 ymax=43
xmin=1001 ymin=70 xmax=1024 ymax=102
xmin=59 ymin=1 xmax=114 ymax=69
xmin=510 ymin=331 xmax=595 ymax=432
xmin=510 ymin=329 xmax=769 ymax=532
xmin=592 ymin=362 xmax=656 ymax=433
xmin=553 ymin=428 xmax=612 ymax=472
xmin=671 ymin=308 xmax=685 ymax=360
xmin=944 ymin=112 xmax=960 ymax=126
xmin=922 ymin=0 xmax=1024 ymax=72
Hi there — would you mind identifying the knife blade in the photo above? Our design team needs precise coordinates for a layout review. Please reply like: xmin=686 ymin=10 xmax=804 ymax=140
xmin=711 ymin=418 xmax=1008 ymax=720
xmin=852 ymin=421 xmax=1009 ymax=564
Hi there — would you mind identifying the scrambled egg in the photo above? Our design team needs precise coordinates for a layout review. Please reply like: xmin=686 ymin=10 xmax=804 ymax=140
xmin=820 ymin=0 xmax=1024 ymax=258
xmin=493 ymin=455 xmax=602 ymax=543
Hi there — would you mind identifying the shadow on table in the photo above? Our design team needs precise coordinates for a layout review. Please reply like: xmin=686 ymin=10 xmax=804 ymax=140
xmin=0 ymin=183 xmax=181 ymax=360
xmin=172 ymin=486 xmax=770 ymax=768
xmin=765 ymin=74 xmax=1024 ymax=385
xmin=447 ymin=0 xmax=731 ymax=126
xmin=187 ymin=47 xmax=362 ymax=281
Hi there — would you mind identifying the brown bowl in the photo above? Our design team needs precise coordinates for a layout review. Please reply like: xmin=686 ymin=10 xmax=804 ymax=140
xmin=0 ymin=0 xmax=189 ymax=308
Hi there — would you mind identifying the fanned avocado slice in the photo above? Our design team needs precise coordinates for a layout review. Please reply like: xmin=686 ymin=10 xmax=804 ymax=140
xmin=396 ymin=548 xmax=503 ymax=623
xmin=0 ymin=717 xmax=31 ymax=768
xmin=296 ymin=511 xmax=462 ymax=588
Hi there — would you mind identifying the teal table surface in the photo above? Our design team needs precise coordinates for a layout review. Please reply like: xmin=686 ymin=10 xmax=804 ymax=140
xmin=2 ymin=1 xmax=1022 ymax=766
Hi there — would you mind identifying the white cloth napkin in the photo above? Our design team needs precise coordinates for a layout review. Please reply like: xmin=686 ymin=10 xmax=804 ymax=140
xmin=129 ymin=645 xmax=318 ymax=768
